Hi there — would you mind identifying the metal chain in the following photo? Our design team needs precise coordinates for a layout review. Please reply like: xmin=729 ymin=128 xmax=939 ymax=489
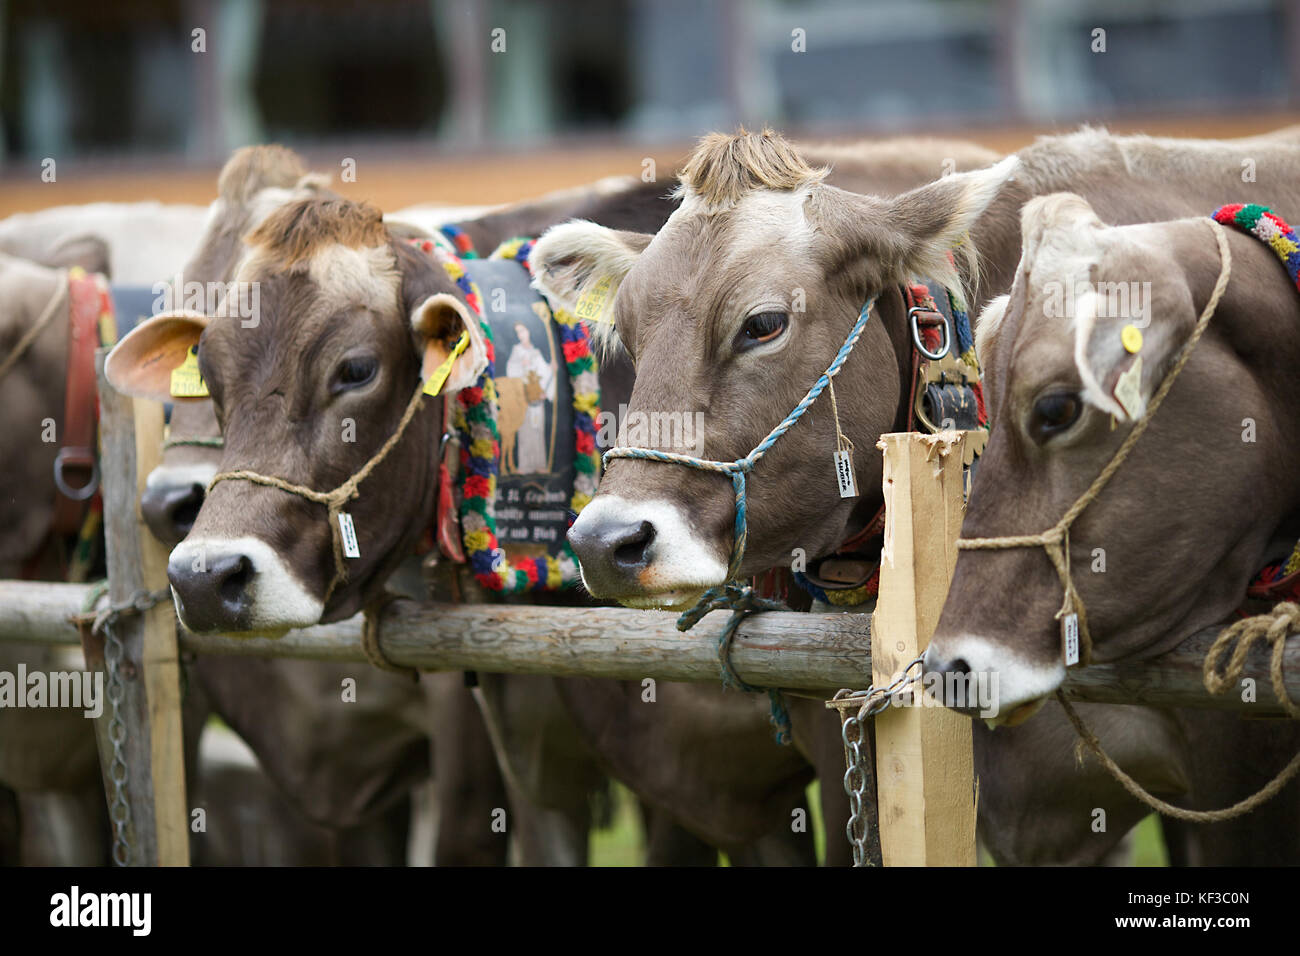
xmin=829 ymin=653 xmax=926 ymax=867
xmin=102 ymin=617 xmax=131 ymax=866
xmin=80 ymin=587 xmax=171 ymax=866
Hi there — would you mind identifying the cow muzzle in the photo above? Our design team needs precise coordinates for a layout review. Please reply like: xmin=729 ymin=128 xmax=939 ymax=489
xmin=167 ymin=535 xmax=324 ymax=634
xmin=923 ymin=635 xmax=1064 ymax=726
xmin=566 ymin=494 xmax=728 ymax=609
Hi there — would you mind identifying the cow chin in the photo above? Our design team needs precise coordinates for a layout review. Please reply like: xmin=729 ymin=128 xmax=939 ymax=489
xmin=167 ymin=535 xmax=325 ymax=636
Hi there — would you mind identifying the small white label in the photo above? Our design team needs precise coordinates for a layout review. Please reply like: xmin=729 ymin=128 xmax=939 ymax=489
xmin=1113 ymin=354 xmax=1143 ymax=419
xmin=834 ymin=450 xmax=858 ymax=499
xmin=1061 ymin=612 xmax=1080 ymax=666
xmin=338 ymin=512 xmax=361 ymax=558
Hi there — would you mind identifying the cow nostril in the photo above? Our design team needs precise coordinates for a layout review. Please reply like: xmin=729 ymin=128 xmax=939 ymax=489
xmin=218 ymin=555 xmax=253 ymax=607
xmin=612 ymin=520 xmax=655 ymax=568
xmin=171 ymin=484 xmax=205 ymax=533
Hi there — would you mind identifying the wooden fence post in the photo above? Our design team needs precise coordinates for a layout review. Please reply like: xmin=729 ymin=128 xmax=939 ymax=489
xmin=92 ymin=352 xmax=190 ymax=865
xmin=870 ymin=431 xmax=976 ymax=866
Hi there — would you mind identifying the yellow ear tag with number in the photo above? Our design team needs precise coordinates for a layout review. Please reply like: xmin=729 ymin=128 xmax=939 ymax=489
xmin=573 ymin=275 xmax=615 ymax=324
xmin=1120 ymin=324 xmax=1143 ymax=354
xmin=170 ymin=345 xmax=209 ymax=397
xmin=423 ymin=331 xmax=470 ymax=396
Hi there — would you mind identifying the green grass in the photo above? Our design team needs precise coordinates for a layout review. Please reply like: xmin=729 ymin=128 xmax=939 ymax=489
xmin=584 ymin=781 xmax=1171 ymax=867
xmin=588 ymin=783 xmax=646 ymax=866
xmin=1130 ymin=813 xmax=1169 ymax=866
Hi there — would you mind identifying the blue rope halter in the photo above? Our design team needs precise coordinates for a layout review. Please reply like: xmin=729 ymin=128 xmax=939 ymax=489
xmin=602 ymin=297 xmax=877 ymax=743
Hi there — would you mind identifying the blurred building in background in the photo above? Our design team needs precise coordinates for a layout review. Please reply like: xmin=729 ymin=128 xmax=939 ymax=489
xmin=1 ymin=0 xmax=1297 ymax=166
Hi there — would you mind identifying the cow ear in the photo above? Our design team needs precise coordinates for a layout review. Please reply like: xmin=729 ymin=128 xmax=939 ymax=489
xmin=530 ymin=220 xmax=653 ymax=324
xmin=411 ymin=293 xmax=489 ymax=395
xmin=105 ymin=311 xmax=209 ymax=402
xmin=838 ymin=156 xmax=1019 ymax=291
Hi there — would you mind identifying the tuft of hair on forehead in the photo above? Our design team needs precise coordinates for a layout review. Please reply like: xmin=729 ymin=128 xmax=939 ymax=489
xmin=678 ymin=126 xmax=827 ymax=210
xmin=217 ymin=144 xmax=315 ymax=204
xmin=1019 ymin=191 xmax=1104 ymax=265
xmin=245 ymin=197 xmax=390 ymax=268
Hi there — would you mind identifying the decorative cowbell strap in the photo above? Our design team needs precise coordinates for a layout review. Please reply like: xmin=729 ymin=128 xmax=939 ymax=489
xmin=207 ymin=381 xmax=430 ymax=606
xmin=956 ymin=218 xmax=1233 ymax=668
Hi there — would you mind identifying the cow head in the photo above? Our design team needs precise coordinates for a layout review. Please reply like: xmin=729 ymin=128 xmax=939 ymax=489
xmin=108 ymin=198 xmax=487 ymax=634
xmin=926 ymin=193 xmax=1300 ymax=722
xmin=532 ymin=128 xmax=1016 ymax=608
xmin=139 ymin=143 xmax=333 ymax=548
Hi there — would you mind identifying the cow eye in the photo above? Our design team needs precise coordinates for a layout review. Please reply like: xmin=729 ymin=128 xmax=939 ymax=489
xmin=1028 ymin=391 xmax=1082 ymax=443
xmin=738 ymin=311 xmax=787 ymax=349
xmin=331 ymin=354 xmax=378 ymax=394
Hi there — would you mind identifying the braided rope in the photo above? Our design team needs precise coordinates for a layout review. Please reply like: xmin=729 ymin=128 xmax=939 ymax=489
xmin=602 ymin=297 xmax=876 ymax=743
xmin=958 ymin=219 xmax=1233 ymax=667
xmin=1058 ymin=690 xmax=1300 ymax=823
xmin=207 ymin=379 xmax=429 ymax=606
xmin=1204 ymin=601 xmax=1300 ymax=719
xmin=162 ymin=435 xmax=225 ymax=450
xmin=604 ymin=296 xmax=876 ymax=580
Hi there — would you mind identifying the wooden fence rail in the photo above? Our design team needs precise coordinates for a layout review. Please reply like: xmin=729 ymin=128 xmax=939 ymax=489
xmin=6 ymin=579 xmax=1297 ymax=715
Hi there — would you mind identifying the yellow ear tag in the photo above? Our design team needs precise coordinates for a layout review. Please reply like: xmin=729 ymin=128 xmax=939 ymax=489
xmin=1120 ymin=324 xmax=1143 ymax=354
xmin=573 ymin=275 xmax=615 ymax=324
xmin=423 ymin=331 xmax=470 ymax=396
xmin=170 ymin=345 xmax=209 ymax=397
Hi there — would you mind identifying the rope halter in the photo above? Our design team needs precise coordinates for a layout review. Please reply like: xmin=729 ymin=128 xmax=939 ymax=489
xmin=956 ymin=217 xmax=1233 ymax=668
xmin=207 ymin=380 xmax=430 ymax=606
xmin=601 ymin=296 xmax=877 ymax=742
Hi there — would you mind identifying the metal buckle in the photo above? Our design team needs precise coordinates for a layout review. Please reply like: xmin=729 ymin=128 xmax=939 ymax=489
xmin=909 ymin=306 xmax=950 ymax=361
xmin=54 ymin=447 xmax=100 ymax=501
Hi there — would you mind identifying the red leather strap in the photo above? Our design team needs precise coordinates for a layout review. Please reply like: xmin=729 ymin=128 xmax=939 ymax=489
xmin=51 ymin=271 xmax=106 ymax=536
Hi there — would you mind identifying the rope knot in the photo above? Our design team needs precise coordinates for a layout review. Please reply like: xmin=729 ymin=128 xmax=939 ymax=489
xmin=1204 ymin=601 xmax=1300 ymax=718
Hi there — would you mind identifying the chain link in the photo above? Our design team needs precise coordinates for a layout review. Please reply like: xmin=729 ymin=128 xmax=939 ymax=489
xmin=77 ymin=587 xmax=171 ymax=866
xmin=829 ymin=653 xmax=926 ymax=867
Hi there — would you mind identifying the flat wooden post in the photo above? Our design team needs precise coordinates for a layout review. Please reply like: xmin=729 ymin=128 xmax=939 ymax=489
xmin=871 ymin=431 xmax=976 ymax=866
xmin=93 ymin=352 xmax=190 ymax=865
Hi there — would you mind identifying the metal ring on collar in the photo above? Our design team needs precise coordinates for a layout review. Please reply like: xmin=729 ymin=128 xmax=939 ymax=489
xmin=54 ymin=447 xmax=100 ymax=501
xmin=909 ymin=306 xmax=950 ymax=361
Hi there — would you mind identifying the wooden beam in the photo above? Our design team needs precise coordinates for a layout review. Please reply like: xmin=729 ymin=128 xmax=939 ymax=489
xmin=92 ymin=355 xmax=189 ymax=866
xmin=870 ymin=432 xmax=976 ymax=866
xmin=6 ymin=585 xmax=1299 ymax=713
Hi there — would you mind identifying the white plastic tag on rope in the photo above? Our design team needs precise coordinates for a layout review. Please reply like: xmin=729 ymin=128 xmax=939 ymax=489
xmin=339 ymin=512 xmax=361 ymax=558
xmin=1061 ymin=612 xmax=1080 ymax=666
xmin=834 ymin=450 xmax=858 ymax=499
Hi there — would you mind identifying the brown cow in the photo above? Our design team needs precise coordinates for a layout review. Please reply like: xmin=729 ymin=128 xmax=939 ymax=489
xmin=530 ymin=125 xmax=1300 ymax=864
xmin=925 ymin=193 xmax=1300 ymax=864
xmin=105 ymin=136 xmax=1012 ymax=864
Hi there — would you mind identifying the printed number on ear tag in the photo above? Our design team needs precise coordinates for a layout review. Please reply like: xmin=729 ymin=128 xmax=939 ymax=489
xmin=338 ymin=512 xmax=361 ymax=559
xmin=574 ymin=275 xmax=615 ymax=323
xmin=834 ymin=450 xmax=858 ymax=499
xmin=423 ymin=331 xmax=470 ymax=397
xmin=1061 ymin=612 xmax=1080 ymax=666
xmin=170 ymin=345 xmax=209 ymax=398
